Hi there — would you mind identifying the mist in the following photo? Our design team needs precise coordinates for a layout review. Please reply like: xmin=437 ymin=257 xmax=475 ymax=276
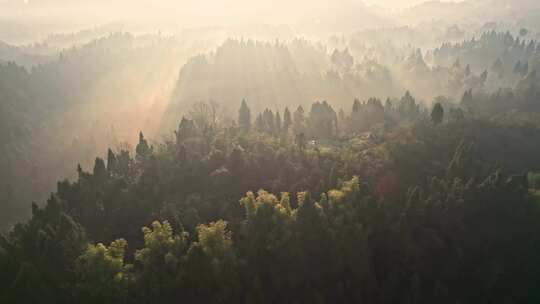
xmin=2 ymin=0 xmax=540 ymax=302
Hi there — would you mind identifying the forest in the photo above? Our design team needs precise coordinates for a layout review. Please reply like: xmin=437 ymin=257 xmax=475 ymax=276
xmin=2 ymin=0 xmax=540 ymax=303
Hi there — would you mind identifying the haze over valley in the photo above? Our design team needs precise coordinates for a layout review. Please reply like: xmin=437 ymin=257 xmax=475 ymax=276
xmin=2 ymin=1 xmax=540 ymax=303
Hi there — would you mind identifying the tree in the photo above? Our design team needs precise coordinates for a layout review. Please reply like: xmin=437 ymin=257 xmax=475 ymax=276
xmin=227 ymin=147 xmax=245 ymax=175
xmin=93 ymin=157 xmax=107 ymax=182
xmin=431 ymin=103 xmax=444 ymax=124
xmin=262 ymin=109 xmax=275 ymax=134
xmin=136 ymin=132 xmax=153 ymax=162
xmin=398 ymin=91 xmax=420 ymax=119
xmin=238 ymin=99 xmax=251 ymax=131
xmin=283 ymin=107 xmax=292 ymax=131
xmin=176 ymin=117 xmax=197 ymax=144
xmin=295 ymin=133 xmax=306 ymax=151
xmin=275 ymin=111 xmax=282 ymax=134
xmin=107 ymin=149 xmax=117 ymax=173
xmin=491 ymin=58 xmax=505 ymax=78
xmin=293 ymin=105 xmax=306 ymax=134
xmin=309 ymin=101 xmax=337 ymax=138
xmin=189 ymin=101 xmax=219 ymax=131
xmin=0 ymin=196 xmax=87 ymax=303
xmin=75 ymin=239 xmax=132 ymax=303
xmin=255 ymin=114 xmax=264 ymax=133
xmin=134 ymin=221 xmax=188 ymax=302
xmin=196 ymin=220 xmax=232 ymax=258
xmin=331 ymin=48 xmax=354 ymax=70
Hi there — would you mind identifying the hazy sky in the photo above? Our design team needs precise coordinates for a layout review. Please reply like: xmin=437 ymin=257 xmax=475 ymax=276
xmin=364 ymin=0 xmax=461 ymax=8
xmin=0 ymin=0 xmax=465 ymax=30
xmin=0 ymin=0 xmax=460 ymax=9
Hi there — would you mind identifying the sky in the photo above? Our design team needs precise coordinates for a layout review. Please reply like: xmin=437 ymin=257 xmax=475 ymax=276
xmin=364 ymin=0 xmax=461 ymax=8
xmin=0 ymin=0 xmax=465 ymax=31
xmin=0 ymin=0 xmax=460 ymax=9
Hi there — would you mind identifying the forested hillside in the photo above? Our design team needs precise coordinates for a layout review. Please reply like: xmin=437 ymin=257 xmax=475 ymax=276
xmin=3 ymin=78 xmax=540 ymax=302
xmin=0 ymin=33 xmax=209 ymax=229
xmin=3 ymin=0 xmax=540 ymax=302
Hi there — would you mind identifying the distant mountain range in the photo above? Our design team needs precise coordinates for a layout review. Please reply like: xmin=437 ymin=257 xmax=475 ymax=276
xmin=1 ymin=0 xmax=540 ymax=39
xmin=399 ymin=0 xmax=540 ymax=25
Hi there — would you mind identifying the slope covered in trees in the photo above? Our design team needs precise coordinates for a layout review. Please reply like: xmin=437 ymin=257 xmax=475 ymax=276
xmin=3 ymin=30 xmax=536 ymax=232
xmin=3 ymin=79 xmax=540 ymax=302
xmin=0 ymin=33 xmax=206 ymax=229
xmin=2 ymin=8 xmax=540 ymax=301
xmin=165 ymin=35 xmax=515 ymax=130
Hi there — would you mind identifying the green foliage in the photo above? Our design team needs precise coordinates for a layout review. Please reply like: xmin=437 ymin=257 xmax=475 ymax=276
xmin=196 ymin=220 xmax=232 ymax=258
xmin=4 ymin=88 xmax=540 ymax=303
xmin=133 ymin=221 xmax=188 ymax=303
xmin=0 ymin=197 xmax=86 ymax=304
xmin=75 ymin=239 xmax=132 ymax=304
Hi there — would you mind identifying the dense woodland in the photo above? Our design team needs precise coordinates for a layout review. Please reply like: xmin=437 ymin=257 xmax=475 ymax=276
xmin=3 ymin=0 xmax=540 ymax=302
xmin=3 ymin=77 xmax=540 ymax=302
xmin=3 ymin=29 xmax=540 ymax=229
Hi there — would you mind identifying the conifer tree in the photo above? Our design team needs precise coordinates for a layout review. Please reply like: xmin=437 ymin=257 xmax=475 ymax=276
xmin=93 ymin=157 xmax=107 ymax=181
xmin=136 ymin=132 xmax=153 ymax=162
xmin=275 ymin=111 xmax=282 ymax=134
xmin=238 ymin=99 xmax=251 ymax=131
xmin=293 ymin=105 xmax=305 ymax=131
xmin=107 ymin=148 xmax=117 ymax=173
xmin=283 ymin=107 xmax=292 ymax=131
xmin=431 ymin=103 xmax=444 ymax=124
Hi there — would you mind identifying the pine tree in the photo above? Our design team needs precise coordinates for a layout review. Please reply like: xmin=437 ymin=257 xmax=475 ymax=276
xmin=93 ymin=157 xmax=107 ymax=181
xmin=262 ymin=109 xmax=275 ymax=134
xmin=238 ymin=99 xmax=251 ymax=131
xmin=107 ymin=148 xmax=117 ymax=173
xmin=255 ymin=114 xmax=264 ymax=132
xmin=283 ymin=107 xmax=292 ymax=131
xmin=352 ymin=99 xmax=362 ymax=113
xmin=293 ymin=105 xmax=305 ymax=132
xmin=431 ymin=103 xmax=444 ymax=125
xmin=176 ymin=117 xmax=196 ymax=144
xmin=275 ymin=111 xmax=282 ymax=134
xmin=136 ymin=132 xmax=153 ymax=162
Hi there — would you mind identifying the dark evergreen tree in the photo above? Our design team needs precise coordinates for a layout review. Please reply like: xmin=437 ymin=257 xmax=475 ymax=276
xmin=283 ymin=107 xmax=292 ymax=132
xmin=136 ymin=132 xmax=153 ymax=162
xmin=93 ymin=157 xmax=107 ymax=181
xmin=275 ymin=111 xmax=282 ymax=134
xmin=431 ymin=102 xmax=444 ymax=124
xmin=106 ymin=149 xmax=117 ymax=173
xmin=293 ymin=106 xmax=306 ymax=135
xmin=176 ymin=117 xmax=197 ymax=144
xmin=238 ymin=99 xmax=251 ymax=131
